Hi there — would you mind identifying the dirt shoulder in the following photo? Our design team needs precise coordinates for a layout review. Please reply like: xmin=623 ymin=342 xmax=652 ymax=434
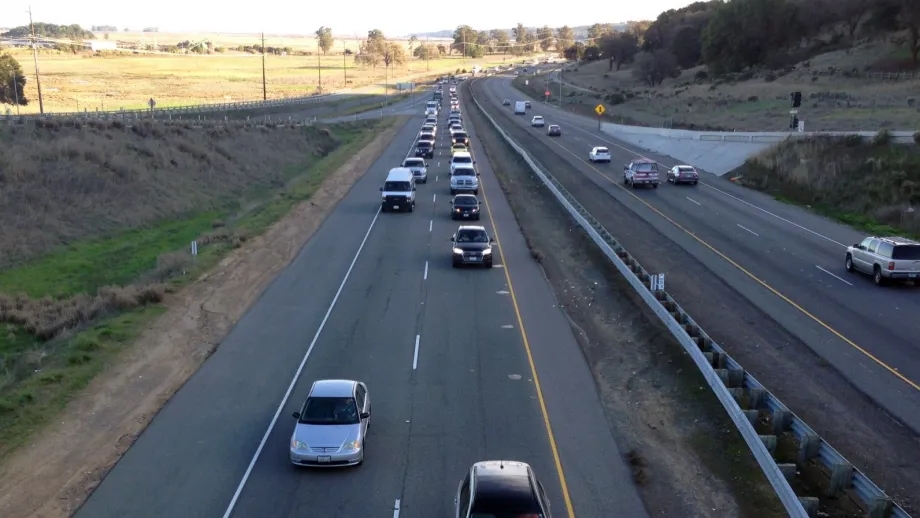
xmin=462 ymin=83 xmax=785 ymax=517
xmin=0 ymin=115 xmax=409 ymax=518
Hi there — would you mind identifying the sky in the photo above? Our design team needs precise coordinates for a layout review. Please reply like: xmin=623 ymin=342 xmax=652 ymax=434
xmin=2 ymin=0 xmax=699 ymax=37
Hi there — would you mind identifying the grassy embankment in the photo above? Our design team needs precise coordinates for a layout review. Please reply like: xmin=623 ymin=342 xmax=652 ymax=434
xmin=0 ymin=117 xmax=391 ymax=459
xmin=738 ymin=132 xmax=920 ymax=236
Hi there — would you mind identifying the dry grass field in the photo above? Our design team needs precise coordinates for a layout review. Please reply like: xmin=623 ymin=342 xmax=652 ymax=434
xmin=549 ymin=41 xmax=920 ymax=132
xmin=3 ymin=32 xmax=506 ymax=114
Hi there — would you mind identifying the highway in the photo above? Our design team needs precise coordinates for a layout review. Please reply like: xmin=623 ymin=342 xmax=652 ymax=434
xmin=76 ymin=85 xmax=647 ymax=517
xmin=472 ymin=76 xmax=920 ymax=435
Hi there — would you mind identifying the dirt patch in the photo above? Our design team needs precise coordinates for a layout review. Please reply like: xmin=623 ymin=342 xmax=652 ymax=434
xmin=471 ymin=78 xmax=920 ymax=516
xmin=463 ymin=82 xmax=784 ymax=518
xmin=0 ymin=115 xmax=408 ymax=518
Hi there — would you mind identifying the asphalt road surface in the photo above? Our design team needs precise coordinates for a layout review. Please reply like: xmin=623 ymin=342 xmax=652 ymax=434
xmin=76 ymin=85 xmax=647 ymax=518
xmin=473 ymin=76 xmax=920 ymax=434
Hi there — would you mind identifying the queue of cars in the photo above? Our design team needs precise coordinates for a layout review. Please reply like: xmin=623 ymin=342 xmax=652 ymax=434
xmin=288 ymin=78 xmax=554 ymax=518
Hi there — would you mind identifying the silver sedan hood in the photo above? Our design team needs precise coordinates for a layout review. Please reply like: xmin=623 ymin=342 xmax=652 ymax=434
xmin=293 ymin=423 xmax=360 ymax=450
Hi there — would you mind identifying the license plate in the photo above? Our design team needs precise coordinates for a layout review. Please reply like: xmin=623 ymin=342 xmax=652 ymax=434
xmin=910 ymin=273 xmax=917 ymax=278
xmin=392 ymin=205 xmax=400 ymax=210
xmin=317 ymin=456 xmax=331 ymax=463
xmin=462 ymin=213 xmax=469 ymax=217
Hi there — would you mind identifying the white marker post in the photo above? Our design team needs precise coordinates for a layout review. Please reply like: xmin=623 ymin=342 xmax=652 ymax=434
xmin=650 ymin=273 xmax=665 ymax=292
xmin=191 ymin=240 xmax=198 ymax=263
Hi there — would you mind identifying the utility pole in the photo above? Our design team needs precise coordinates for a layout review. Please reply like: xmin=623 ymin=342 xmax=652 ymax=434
xmin=27 ymin=6 xmax=44 ymax=114
xmin=426 ymin=37 xmax=430 ymax=72
xmin=261 ymin=32 xmax=267 ymax=100
xmin=343 ymin=42 xmax=347 ymax=86
xmin=317 ymin=42 xmax=322 ymax=92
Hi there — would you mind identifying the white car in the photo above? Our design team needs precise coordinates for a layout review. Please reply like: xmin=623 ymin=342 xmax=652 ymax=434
xmin=588 ymin=146 xmax=611 ymax=163
xmin=289 ymin=379 xmax=370 ymax=467
xmin=531 ymin=116 xmax=545 ymax=127
xmin=402 ymin=157 xmax=428 ymax=183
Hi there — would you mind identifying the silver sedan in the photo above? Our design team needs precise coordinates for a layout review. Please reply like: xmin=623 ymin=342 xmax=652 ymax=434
xmin=289 ymin=379 xmax=371 ymax=467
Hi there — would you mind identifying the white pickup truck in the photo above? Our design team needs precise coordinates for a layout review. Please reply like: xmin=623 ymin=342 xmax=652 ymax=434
xmin=588 ymin=146 xmax=611 ymax=163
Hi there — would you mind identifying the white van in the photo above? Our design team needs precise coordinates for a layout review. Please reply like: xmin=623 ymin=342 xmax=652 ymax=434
xmin=380 ymin=167 xmax=416 ymax=212
xmin=514 ymin=101 xmax=526 ymax=115
xmin=450 ymin=152 xmax=474 ymax=174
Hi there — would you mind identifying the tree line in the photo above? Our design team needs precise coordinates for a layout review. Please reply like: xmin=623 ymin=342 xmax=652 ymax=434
xmin=572 ymin=0 xmax=919 ymax=87
xmin=1 ymin=23 xmax=95 ymax=40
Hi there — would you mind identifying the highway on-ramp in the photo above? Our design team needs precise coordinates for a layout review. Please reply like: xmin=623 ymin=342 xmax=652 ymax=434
xmin=76 ymin=88 xmax=647 ymax=517
xmin=472 ymin=76 xmax=920 ymax=435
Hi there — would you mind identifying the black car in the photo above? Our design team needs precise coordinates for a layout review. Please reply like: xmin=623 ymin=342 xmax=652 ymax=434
xmin=415 ymin=140 xmax=434 ymax=159
xmin=450 ymin=194 xmax=481 ymax=220
xmin=451 ymin=131 xmax=469 ymax=146
xmin=454 ymin=460 xmax=552 ymax=517
xmin=547 ymin=124 xmax=562 ymax=136
xmin=450 ymin=226 xmax=495 ymax=268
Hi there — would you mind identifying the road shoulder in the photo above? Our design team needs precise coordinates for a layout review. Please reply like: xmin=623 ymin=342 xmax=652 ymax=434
xmin=0 ymin=116 xmax=410 ymax=518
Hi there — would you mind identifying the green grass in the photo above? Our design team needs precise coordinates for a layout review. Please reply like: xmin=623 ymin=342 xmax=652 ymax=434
xmin=0 ymin=118 xmax=393 ymax=461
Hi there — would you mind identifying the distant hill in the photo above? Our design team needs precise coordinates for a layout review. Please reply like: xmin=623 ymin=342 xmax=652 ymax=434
xmin=409 ymin=24 xmax=628 ymax=39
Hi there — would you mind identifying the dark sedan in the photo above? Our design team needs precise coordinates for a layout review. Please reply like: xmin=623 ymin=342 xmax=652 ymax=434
xmin=415 ymin=141 xmax=434 ymax=159
xmin=450 ymin=226 xmax=495 ymax=268
xmin=547 ymin=124 xmax=561 ymax=136
xmin=450 ymin=194 xmax=481 ymax=220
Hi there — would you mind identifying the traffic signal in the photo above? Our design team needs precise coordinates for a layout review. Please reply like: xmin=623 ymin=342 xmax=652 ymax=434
xmin=791 ymin=91 xmax=801 ymax=108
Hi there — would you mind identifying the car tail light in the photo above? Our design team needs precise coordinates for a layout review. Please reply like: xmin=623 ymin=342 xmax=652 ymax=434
xmin=888 ymin=261 xmax=895 ymax=271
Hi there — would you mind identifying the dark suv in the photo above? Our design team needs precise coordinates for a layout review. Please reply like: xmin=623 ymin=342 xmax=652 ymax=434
xmin=454 ymin=460 xmax=551 ymax=517
xmin=450 ymin=226 xmax=495 ymax=268
xmin=450 ymin=194 xmax=481 ymax=220
xmin=845 ymin=236 xmax=920 ymax=285
xmin=415 ymin=140 xmax=434 ymax=159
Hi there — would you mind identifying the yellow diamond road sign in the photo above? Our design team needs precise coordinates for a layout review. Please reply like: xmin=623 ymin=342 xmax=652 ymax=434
xmin=594 ymin=104 xmax=606 ymax=116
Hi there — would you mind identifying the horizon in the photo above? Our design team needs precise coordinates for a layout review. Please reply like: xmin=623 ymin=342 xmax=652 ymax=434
xmin=3 ymin=0 xmax=698 ymax=38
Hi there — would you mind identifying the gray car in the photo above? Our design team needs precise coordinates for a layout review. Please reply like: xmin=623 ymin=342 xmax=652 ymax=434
xmin=845 ymin=236 xmax=920 ymax=285
xmin=290 ymin=379 xmax=371 ymax=467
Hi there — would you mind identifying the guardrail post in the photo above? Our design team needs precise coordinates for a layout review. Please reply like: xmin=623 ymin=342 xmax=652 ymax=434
xmin=866 ymin=495 xmax=892 ymax=518
xmin=827 ymin=461 xmax=853 ymax=496
xmin=776 ymin=463 xmax=796 ymax=482
xmin=743 ymin=409 xmax=760 ymax=425
xmin=759 ymin=435 xmax=778 ymax=455
xmin=771 ymin=408 xmax=791 ymax=435
xmin=797 ymin=433 xmax=820 ymax=466
xmin=797 ymin=497 xmax=818 ymax=515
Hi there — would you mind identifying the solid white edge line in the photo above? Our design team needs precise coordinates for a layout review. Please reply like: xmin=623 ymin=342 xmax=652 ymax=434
xmin=224 ymin=121 xmax=422 ymax=517
xmin=221 ymin=207 xmax=381 ymax=518
xmin=737 ymin=223 xmax=760 ymax=237
xmin=816 ymin=265 xmax=853 ymax=286
xmin=412 ymin=335 xmax=420 ymax=370
xmin=686 ymin=196 xmax=701 ymax=206
xmin=423 ymin=260 xmax=428 ymax=280
xmin=393 ymin=498 xmax=401 ymax=518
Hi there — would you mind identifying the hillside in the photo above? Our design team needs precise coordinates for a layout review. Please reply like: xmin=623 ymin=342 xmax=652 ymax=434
xmin=410 ymin=23 xmax=629 ymax=39
xmin=738 ymin=135 xmax=920 ymax=236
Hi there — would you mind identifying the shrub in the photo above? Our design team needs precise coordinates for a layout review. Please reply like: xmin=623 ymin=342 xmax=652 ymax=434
xmin=872 ymin=129 xmax=891 ymax=146
xmin=914 ymin=131 xmax=920 ymax=145
xmin=694 ymin=69 xmax=708 ymax=80
xmin=607 ymin=93 xmax=626 ymax=105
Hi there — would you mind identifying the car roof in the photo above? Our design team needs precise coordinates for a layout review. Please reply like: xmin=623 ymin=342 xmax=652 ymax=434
xmin=453 ymin=151 xmax=472 ymax=158
xmin=533 ymin=115 xmax=543 ymax=118
xmin=872 ymin=236 xmax=920 ymax=246
xmin=404 ymin=157 xmax=424 ymax=162
xmin=675 ymin=164 xmax=695 ymax=169
xmin=309 ymin=379 xmax=357 ymax=397
xmin=458 ymin=225 xmax=487 ymax=232
xmin=471 ymin=461 xmax=539 ymax=506
xmin=632 ymin=158 xmax=656 ymax=163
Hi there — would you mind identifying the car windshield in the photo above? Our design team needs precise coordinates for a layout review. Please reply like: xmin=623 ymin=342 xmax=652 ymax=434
xmin=454 ymin=168 xmax=475 ymax=176
xmin=455 ymin=132 xmax=468 ymax=138
xmin=299 ymin=396 xmax=359 ymax=425
xmin=549 ymin=126 xmax=559 ymax=130
xmin=456 ymin=229 xmax=489 ymax=242
xmin=417 ymin=141 xmax=432 ymax=148
xmin=454 ymin=156 xmax=472 ymax=164
xmin=534 ymin=117 xmax=543 ymax=120
xmin=454 ymin=197 xmax=477 ymax=206
xmin=453 ymin=145 xmax=466 ymax=149
xmin=635 ymin=162 xmax=658 ymax=172
xmin=678 ymin=166 xmax=696 ymax=173
xmin=892 ymin=245 xmax=920 ymax=260
xmin=384 ymin=181 xmax=411 ymax=191
xmin=404 ymin=159 xmax=423 ymax=167
xmin=595 ymin=148 xmax=609 ymax=153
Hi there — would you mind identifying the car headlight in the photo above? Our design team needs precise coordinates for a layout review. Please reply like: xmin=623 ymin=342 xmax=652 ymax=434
xmin=452 ymin=247 xmax=464 ymax=254
xmin=483 ymin=248 xmax=492 ymax=255
xmin=455 ymin=208 xmax=461 ymax=212
xmin=341 ymin=440 xmax=361 ymax=453
xmin=291 ymin=438 xmax=308 ymax=451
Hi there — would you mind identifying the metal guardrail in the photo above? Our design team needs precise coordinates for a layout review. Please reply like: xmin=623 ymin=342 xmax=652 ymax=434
xmin=4 ymin=69 xmax=446 ymax=121
xmin=467 ymin=80 xmax=911 ymax=518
